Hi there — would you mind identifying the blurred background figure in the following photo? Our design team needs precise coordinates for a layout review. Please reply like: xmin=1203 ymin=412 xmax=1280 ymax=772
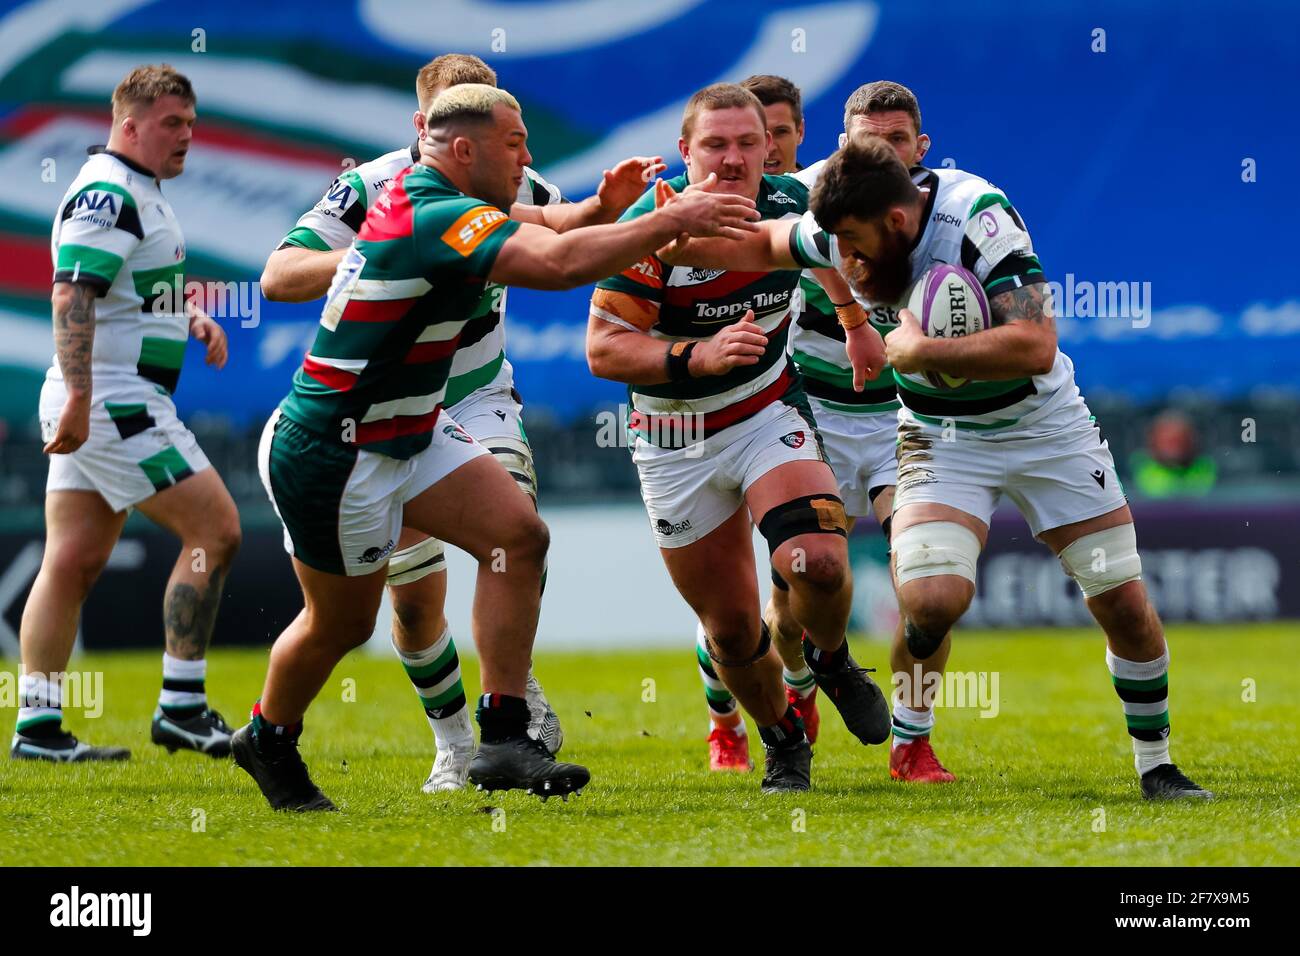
xmin=1129 ymin=410 xmax=1217 ymax=499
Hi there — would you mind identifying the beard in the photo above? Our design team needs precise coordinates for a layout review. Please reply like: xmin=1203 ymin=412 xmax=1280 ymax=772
xmin=841 ymin=230 xmax=913 ymax=304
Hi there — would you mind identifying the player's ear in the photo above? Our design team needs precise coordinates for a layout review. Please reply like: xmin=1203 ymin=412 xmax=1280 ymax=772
xmin=677 ymin=136 xmax=689 ymax=165
xmin=915 ymin=133 xmax=930 ymax=163
xmin=413 ymin=110 xmax=426 ymax=137
xmin=796 ymin=121 xmax=805 ymax=146
xmin=838 ymin=131 xmax=848 ymax=149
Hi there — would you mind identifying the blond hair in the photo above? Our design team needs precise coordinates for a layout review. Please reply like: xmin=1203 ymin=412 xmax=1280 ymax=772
xmin=425 ymin=84 xmax=520 ymax=131
xmin=416 ymin=54 xmax=497 ymax=113
xmin=111 ymin=64 xmax=194 ymax=119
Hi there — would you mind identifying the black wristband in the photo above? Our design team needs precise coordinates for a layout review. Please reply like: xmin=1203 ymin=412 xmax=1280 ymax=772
xmin=666 ymin=341 xmax=696 ymax=381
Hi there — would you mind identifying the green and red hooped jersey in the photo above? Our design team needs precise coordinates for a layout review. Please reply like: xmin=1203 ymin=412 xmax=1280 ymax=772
xmin=278 ymin=164 xmax=520 ymax=460
xmin=592 ymin=173 xmax=811 ymax=445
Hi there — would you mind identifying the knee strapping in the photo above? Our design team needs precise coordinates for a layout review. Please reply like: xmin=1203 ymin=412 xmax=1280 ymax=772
xmin=386 ymin=537 xmax=446 ymax=586
xmin=1058 ymin=524 xmax=1142 ymax=598
xmin=892 ymin=521 xmax=981 ymax=585
xmin=758 ymin=494 xmax=849 ymax=556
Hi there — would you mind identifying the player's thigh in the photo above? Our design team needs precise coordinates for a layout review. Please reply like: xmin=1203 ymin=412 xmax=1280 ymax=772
xmin=135 ymin=466 xmax=240 ymax=550
xmin=41 ymin=489 xmax=128 ymax=581
xmin=292 ymin=555 xmax=386 ymax=644
xmin=1002 ymin=400 xmax=1128 ymax=541
xmin=659 ymin=505 xmax=759 ymax=635
xmin=450 ymin=387 xmax=538 ymax=505
xmin=401 ymin=449 xmax=546 ymax=565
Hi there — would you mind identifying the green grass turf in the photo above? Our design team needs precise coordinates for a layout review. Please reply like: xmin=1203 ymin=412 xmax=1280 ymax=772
xmin=1 ymin=623 xmax=1295 ymax=866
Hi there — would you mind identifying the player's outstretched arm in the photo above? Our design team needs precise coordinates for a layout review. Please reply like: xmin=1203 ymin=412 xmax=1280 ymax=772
xmin=488 ymin=186 xmax=759 ymax=291
xmin=44 ymin=281 xmax=97 ymax=454
xmin=653 ymin=176 xmax=801 ymax=272
xmin=513 ymin=156 xmax=668 ymax=232
xmin=886 ymin=283 xmax=1057 ymax=381
xmin=260 ymin=245 xmax=348 ymax=302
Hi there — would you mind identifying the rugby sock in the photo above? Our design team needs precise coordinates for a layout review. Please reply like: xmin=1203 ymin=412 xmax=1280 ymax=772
xmin=393 ymin=627 xmax=473 ymax=749
xmin=158 ymin=653 xmax=206 ymax=720
xmin=757 ymin=705 xmax=806 ymax=749
xmin=250 ymin=700 xmax=301 ymax=747
xmin=695 ymin=622 xmax=742 ymax=731
xmin=891 ymin=703 xmax=935 ymax=749
xmin=1106 ymin=647 xmax=1171 ymax=775
xmin=16 ymin=673 xmax=62 ymax=738
xmin=802 ymin=633 xmax=848 ymax=674
xmin=783 ymin=665 xmax=817 ymax=700
xmin=476 ymin=693 xmax=530 ymax=743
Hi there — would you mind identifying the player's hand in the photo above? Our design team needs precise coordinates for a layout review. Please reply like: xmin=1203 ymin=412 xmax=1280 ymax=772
xmin=598 ymin=155 xmax=667 ymax=216
xmin=885 ymin=309 xmax=929 ymax=374
xmin=43 ymin=392 xmax=91 ymax=455
xmin=656 ymin=173 xmax=759 ymax=241
xmin=690 ymin=311 xmax=768 ymax=375
xmin=190 ymin=311 xmax=228 ymax=369
xmin=845 ymin=322 xmax=886 ymax=390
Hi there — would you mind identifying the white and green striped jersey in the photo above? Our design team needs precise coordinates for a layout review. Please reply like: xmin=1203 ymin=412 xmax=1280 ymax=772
xmin=791 ymin=165 xmax=1069 ymax=431
xmin=789 ymin=159 xmax=899 ymax=415
xmin=49 ymin=147 xmax=189 ymax=395
xmin=279 ymin=143 xmax=564 ymax=404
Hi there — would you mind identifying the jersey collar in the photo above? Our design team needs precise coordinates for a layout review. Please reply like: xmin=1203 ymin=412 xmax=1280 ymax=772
xmin=408 ymin=140 xmax=420 ymax=165
xmin=89 ymin=146 xmax=159 ymax=182
xmin=907 ymin=165 xmax=940 ymax=254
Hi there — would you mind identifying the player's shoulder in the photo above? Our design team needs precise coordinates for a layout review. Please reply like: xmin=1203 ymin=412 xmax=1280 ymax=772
xmin=56 ymin=150 xmax=149 ymax=240
xmin=347 ymin=144 xmax=418 ymax=198
xmin=518 ymin=165 xmax=563 ymax=207
xmin=620 ymin=172 xmax=685 ymax=222
xmin=760 ymin=173 xmax=809 ymax=216
xmin=63 ymin=150 xmax=148 ymax=204
xmin=929 ymin=165 xmax=1013 ymax=218
xmin=789 ymin=158 xmax=826 ymax=190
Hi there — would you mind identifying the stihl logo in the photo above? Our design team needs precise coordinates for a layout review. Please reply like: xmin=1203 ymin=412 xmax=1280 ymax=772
xmin=442 ymin=206 xmax=509 ymax=257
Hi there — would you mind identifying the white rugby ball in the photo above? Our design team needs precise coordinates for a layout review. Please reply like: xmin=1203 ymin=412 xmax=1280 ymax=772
xmin=905 ymin=263 xmax=990 ymax=390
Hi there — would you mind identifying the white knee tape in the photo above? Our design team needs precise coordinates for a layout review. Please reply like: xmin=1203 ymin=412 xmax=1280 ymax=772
xmin=892 ymin=521 xmax=981 ymax=585
xmin=1058 ymin=524 xmax=1142 ymax=598
xmin=386 ymin=536 xmax=446 ymax=586
xmin=484 ymin=435 xmax=538 ymax=503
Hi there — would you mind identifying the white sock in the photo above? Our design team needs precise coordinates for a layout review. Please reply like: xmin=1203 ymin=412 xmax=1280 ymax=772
xmin=891 ymin=703 xmax=934 ymax=749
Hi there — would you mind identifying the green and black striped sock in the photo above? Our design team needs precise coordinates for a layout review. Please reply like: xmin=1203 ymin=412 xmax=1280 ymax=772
xmin=1107 ymin=646 xmax=1171 ymax=775
xmin=394 ymin=627 xmax=472 ymax=748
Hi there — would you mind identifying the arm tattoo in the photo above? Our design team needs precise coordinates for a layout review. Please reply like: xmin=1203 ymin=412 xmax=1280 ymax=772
xmin=989 ymin=282 xmax=1054 ymax=327
xmin=52 ymin=283 xmax=97 ymax=394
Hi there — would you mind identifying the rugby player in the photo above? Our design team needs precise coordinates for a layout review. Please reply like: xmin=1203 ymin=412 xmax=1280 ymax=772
xmin=660 ymin=131 xmax=1213 ymax=800
xmin=788 ymin=82 xmax=955 ymax=783
xmin=587 ymin=84 xmax=892 ymax=794
xmin=14 ymin=65 xmax=240 ymax=762
xmin=260 ymin=54 xmax=665 ymax=791
xmin=231 ymin=85 xmax=759 ymax=810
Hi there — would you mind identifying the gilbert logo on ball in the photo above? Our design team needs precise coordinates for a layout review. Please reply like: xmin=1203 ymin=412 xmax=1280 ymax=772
xmin=906 ymin=264 xmax=991 ymax=390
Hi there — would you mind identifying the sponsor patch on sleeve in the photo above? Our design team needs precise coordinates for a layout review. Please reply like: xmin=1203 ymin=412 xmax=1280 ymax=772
xmin=441 ymin=205 xmax=511 ymax=257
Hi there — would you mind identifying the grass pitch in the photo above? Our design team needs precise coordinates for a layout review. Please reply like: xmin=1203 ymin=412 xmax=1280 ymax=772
xmin=1 ymin=623 xmax=1295 ymax=866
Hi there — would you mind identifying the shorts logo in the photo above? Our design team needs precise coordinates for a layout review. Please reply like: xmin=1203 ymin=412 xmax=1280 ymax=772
xmin=493 ymin=410 xmax=507 ymax=421
xmin=443 ymin=423 xmax=473 ymax=443
xmin=780 ymin=431 xmax=806 ymax=449
xmin=359 ymin=538 xmax=396 ymax=564
xmin=655 ymin=517 xmax=693 ymax=537
xmin=441 ymin=205 xmax=510 ymax=257
xmin=1091 ymin=468 xmax=1106 ymax=488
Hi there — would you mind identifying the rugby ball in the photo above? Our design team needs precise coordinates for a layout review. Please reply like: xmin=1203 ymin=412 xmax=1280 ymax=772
xmin=905 ymin=264 xmax=990 ymax=390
